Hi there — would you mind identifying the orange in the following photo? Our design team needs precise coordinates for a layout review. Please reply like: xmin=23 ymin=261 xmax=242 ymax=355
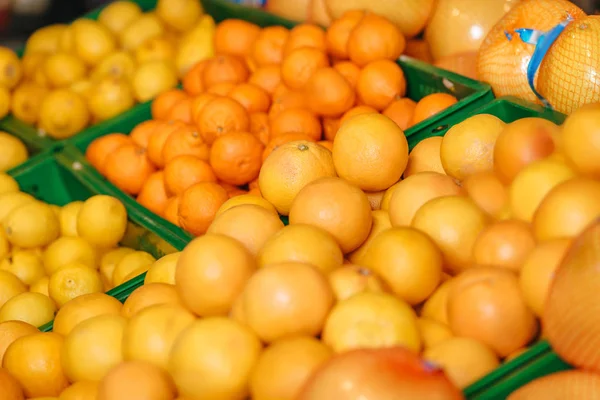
xmin=250 ymin=336 xmax=332 ymax=400
xmin=322 ymin=291 xmax=421 ymax=353
xmin=161 ymin=123 xmax=210 ymax=163
xmin=0 ymin=320 xmax=38 ymax=364
xmin=259 ymin=140 xmax=336 ymax=215
xmin=507 ymin=370 xmax=600 ymax=400
xmin=178 ymin=182 xmax=230 ymax=236
xmin=289 ymin=177 xmax=372 ymax=253
xmin=166 ymin=96 xmax=193 ymax=124
xmin=403 ymin=136 xmax=444 ymax=177
xmin=216 ymin=193 xmax=277 ymax=217
xmin=493 ymin=117 xmax=561 ymax=184
xmin=423 ymin=337 xmax=500 ymax=389
xmin=347 ymin=209 xmax=392 ymax=265
xmin=322 ymin=117 xmax=340 ymax=141
xmin=248 ymin=65 xmax=282 ymax=95
xmin=339 ymin=105 xmax=377 ymax=126
xmin=462 ymin=171 xmax=509 ymax=219
xmin=163 ymin=196 xmax=180 ymax=226
xmin=206 ymin=82 xmax=236 ymax=96
xmin=0 ymin=367 xmax=24 ymax=399
xmin=262 ymin=132 xmax=317 ymax=162
xmin=281 ymin=47 xmax=329 ymax=90
xmin=3 ymin=332 xmax=69 ymax=398
xmin=519 ymin=238 xmax=572 ymax=317
xmin=198 ymin=97 xmax=250 ymax=145
xmin=562 ymin=103 xmax=600 ymax=179
xmin=85 ymin=134 xmax=131 ymax=176
xmin=332 ymin=61 xmax=361 ymax=89
xmin=53 ymin=293 xmax=122 ymax=336
xmin=383 ymin=98 xmax=417 ymax=131
xmin=175 ymin=233 xmax=255 ymax=317
xmin=421 ymin=279 xmax=454 ymax=326
xmin=151 ymin=89 xmax=187 ymax=120
xmin=163 ymin=155 xmax=217 ymax=196
xmin=62 ymin=314 xmax=127 ymax=382
xmin=48 ymin=263 xmax=103 ymax=308
xmin=447 ymin=267 xmax=537 ymax=357
xmin=417 ymin=317 xmax=453 ymax=350
xmin=242 ymin=262 xmax=334 ymax=343
xmin=214 ymin=19 xmax=261 ymax=57
xmin=181 ymin=60 xmax=207 ymax=96
xmin=146 ymin=120 xmax=186 ymax=168
xmin=202 ymin=54 xmax=249 ymax=89
xmin=283 ymin=23 xmax=327 ymax=56
xmin=121 ymin=283 xmax=184 ymax=319
xmin=412 ymin=195 xmax=489 ymax=274
xmin=190 ymin=93 xmax=218 ymax=126
xmin=270 ymin=108 xmax=322 ymax=141
xmin=56 ymin=381 xmax=98 ymax=400
xmin=257 ymin=224 xmax=344 ymax=274
xmin=168 ymin=317 xmax=262 ymax=400
xmin=362 ymin=227 xmax=443 ymax=305
xmin=328 ymin=264 xmax=386 ymax=301
xmin=137 ymin=171 xmax=169 ymax=216
xmin=325 ymin=10 xmax=365 ymax=59
xmin=207 ymin=204 xmax=284 ymax=256
xmin=228 ymin=83 xmax=271 ymax=113
xmin=251 ymin=26 xmax=289 ymax=66
xmin=532 ymin=177 xmax=600 ymax=242
xmin=130 ymin=120 xmax=160 ymax=149
xmin=0 ymin=292 xmax=56 ymax=328
xmin=317 ymin=140 xmax=333 ymax=151
xmin=440 ymin=113 xmax=506 ymax=181
xmin=249 ymin=111 xmax=271 ymax=145
xmin=104 ymin=143 xmax=156 ymax=195
xmin=472 ymin=219 xmax=536 ymax=272
xmin=347 ymin=13 xmax=406 ymax=67
xmin=333 ymin=113 xmax=409 ymax=191
xmin=97 ymin=361 xmax=176 ymax=400
xmin=411 ymin=93 xmax=458 ymax=126
xmin=122 ymin=304 xmax=195 ymax=369
xmin=305 ymin=67 xmax=355 ymax=117
xmin=356 ymin=60 xmax=406 ymax=111
xmin=209 ymin=131 xmax=264 ymax=186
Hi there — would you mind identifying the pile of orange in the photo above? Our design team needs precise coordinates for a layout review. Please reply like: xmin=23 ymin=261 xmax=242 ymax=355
xmin=85 ymin=11 xmax=458 ymax=236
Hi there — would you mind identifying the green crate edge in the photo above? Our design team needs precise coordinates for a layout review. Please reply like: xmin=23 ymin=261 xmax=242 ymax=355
xmin=6 ymin=150 xmax=191 ymax=332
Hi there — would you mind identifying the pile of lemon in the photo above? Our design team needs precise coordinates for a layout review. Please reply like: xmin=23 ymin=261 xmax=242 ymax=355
xmin=0 ymin=172 xmax=164 ymax=329
xmin=0 ymin=0 xmax=215 ymax=140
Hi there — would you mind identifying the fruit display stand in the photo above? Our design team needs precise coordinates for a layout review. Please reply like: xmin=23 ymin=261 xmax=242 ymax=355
xmin=7 ymin=149 xmax=189 ymax=333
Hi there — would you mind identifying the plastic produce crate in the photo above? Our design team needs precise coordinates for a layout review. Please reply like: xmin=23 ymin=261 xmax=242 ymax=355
xmin=6 ymin=150 xmax=190 ymax=332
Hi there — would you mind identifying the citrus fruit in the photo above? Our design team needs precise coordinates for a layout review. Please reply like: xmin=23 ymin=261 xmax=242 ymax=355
xmin=53 ymin=293 xmax=122 ymax=336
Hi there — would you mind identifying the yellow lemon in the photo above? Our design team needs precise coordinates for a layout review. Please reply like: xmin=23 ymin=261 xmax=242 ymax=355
xmin=155 ymin=0 xmax=203 ymax=33
xmin=43 ymin=236 xmax=97 ymax=275
xmin=134 ymin=37 xmax=175 ymax=65
xmin=144 ymin=252 xmax=180 ymax=285
xmin=175 ymin=15 xmax=215 ymax=77
xmin=89 ymin=51 xmax=136 ymax=82
xmin=131 ymin=61 xmax=178 ymax=103
xmin=112 ymin=251 xmax=155 ymax=287
xmin=0 ymin=133 xmax=28 ymax=172
xmin=71 ymin=19 xmax=117 ymax=66
xmin=0 ymin=47 xmax=22 ymax=89
xmin=0 ymin=229 xmax=9 ymax=260
xmin=0 ymin=191 xmax=35 ymax=223
xmin=119 ymin=13 xmax=165 ymax=51
xmin=417 ymin=317 xmax=453 ymax=349
xmin=0 ymin=292 xmax=56 ymax=327
xmin=76 ymin=195 xmax=128 ymax=249
xmin=98 ymin=1 xmax=143 ymax=35
xmin=42 ymin=53 xmax=87 ymax=88
xmin=0 ymin=86 xmax=10 ymax=119
xmin=0 ymin=173 xmax=19 ymax=195
xmin=39 ymin=89 xmax=90 ymax=139
xmin=48 ymin=263 xmax=104 ymax=307
xmin=99 ymin=247 xmax=135 ymax=290
xmin=0 ymin=249 xmax=45 ymax=286
xmin=88 ymin=77 xmax=135 ymax=123
xmin=0 ymin=269 xmax=27 ymax=308
xmin=11 ymin=82 xmax=49 ymax=125
xmin=53 ymin=292 xmax=122 ymax=336
xmin=30 ymin=276 xmax=50 ymax=297
xmin=24 ymin=24 xmax=67 ymax=54
xmin=4 ymin=201 xmax=60 ymax=248
xmin=58 ymin=200 xmax=83 ymax=237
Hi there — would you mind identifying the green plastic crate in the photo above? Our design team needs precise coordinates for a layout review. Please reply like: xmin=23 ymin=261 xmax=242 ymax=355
xmin=6 ymin=150 xmax=190 ymax=332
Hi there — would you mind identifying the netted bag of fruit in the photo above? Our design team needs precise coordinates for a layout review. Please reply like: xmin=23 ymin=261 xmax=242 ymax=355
xmin=477 ymin=0 xmax=586 ymax=104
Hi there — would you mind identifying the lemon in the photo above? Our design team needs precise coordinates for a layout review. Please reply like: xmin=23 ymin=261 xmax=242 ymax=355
xmin=48 ymin=262 xmax=104 ymax=307
xmin=24 ymin=24 xmax=68 ymax=55
xmin=42 ymin=53 xmax=87 ymax=88
xmin=71 ymin=19 xmax=117 ymax=66
xmin=30 ymin=276 xmax=50 ymax=297
xmin=0 ymin=269 xmax=26 ymax=308
xmin=10 ymin=82 xmax=49 ymax=125
xmin=0 ymin=133 xmax=28 ymax=172
xmin=156 ymin=0 xmax=203 ymax=33
xmin=99 ymin=247 xmax=135 ymax=290
xmin=0 ymin=173 xmax=18 ymax=195
xmin=0 ymin=192 xmax=35 ymax=222
xmin=0 ymin=87 xmax=10 ymax=120
xmin=175 ymin=15 xmax=215 ymax=77
xmin=98 ymin=1 xmax=143 ymax=35
xmin=43 ymin=236 xmax=97 ymax=275
xmin=33 ymin=66 xmax=50 ymax=87
xmin=0 ymin=229 xmax=8 ymax=261
xmin=144 ymin=252 xmax=180 ymax=285
xmin=120 ymin=13 xmax=165 ymax=51
xmin=58 ymin=200 xmax=82 ymax=237
xmin=76 ymin=195 xmax=128 ymax=249
xmin=58 ymin=25 xmax=74 ymax=53
xmin=89 ymin=51 xmax=136 ymax=82
xmin=112 ymin=251 xmax=155 ymax=287
xmin=20 ymin=53 xmax=46 ymax=79
xmin=0 ymin=249 xmax=45 ymax=286
xmin=132 ymin=61 xmax=178 ymax=102
xmin=0 ymin=47 xmax=22 ymax=89
xmin=70 ymin=79 xmax=94 ymax=99
xmin=134 ymin=37 xmax=175 ymax=65
xmin=39 ymin=89 xmax=90 ymax=139
xmin=4 ymin=200 xmax=60 ymax=248
xmin=0 ymin=292 xmax=56 ymax=327
xmin=88 ymin=77 xmax=135 ymax=123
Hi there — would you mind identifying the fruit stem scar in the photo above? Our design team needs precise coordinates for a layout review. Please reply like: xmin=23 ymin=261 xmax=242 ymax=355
xmin=298 ymin=143 xmax=309 ymax=151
